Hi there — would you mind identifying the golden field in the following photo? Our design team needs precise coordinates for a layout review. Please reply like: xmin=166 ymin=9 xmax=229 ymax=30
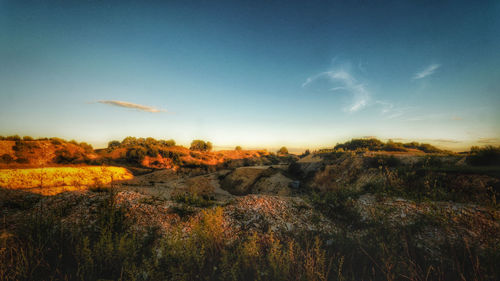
xmin=0 ymin=166 xmax=133 ymax=195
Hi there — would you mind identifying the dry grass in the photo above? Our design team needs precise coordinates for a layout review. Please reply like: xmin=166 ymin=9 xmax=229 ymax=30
xmin=0 ymin=166 xmax=133 ymax=195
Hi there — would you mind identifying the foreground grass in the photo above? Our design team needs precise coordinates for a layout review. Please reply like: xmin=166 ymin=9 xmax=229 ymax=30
xmin=1 ymin=188 xmax=498 ymax=281
xmin=0 ymin=190 xmax=330 ymax=281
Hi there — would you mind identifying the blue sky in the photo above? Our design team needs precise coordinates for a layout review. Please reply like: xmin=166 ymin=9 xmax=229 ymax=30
xmin=1 ymin=0 xmax=499 ymax=151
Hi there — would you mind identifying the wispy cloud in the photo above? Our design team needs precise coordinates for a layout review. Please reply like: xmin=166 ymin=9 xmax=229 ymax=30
xmin=405 ymin=113 xmax=445 ymax=121
xmin=390 ymin=138 xmax=461 ymax=144
xmin=375 ymin=101 xmax=415 ymax=119
xmin=302 ymin=69 xmax=370 ymax=112
xmin=413 ymin=63 xmax=441 ymax=80
xmin=432 ymin=139 xmax=461 ymax=144
xmin=477 ymin=137 xmax=500 ymax=144
xmin=97 ymin=100 xmax=165 ymax=113
xmin=405 ymin=113 xmax=464 ymax=122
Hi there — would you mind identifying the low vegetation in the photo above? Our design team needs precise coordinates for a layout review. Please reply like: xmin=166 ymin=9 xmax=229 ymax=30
xmin=277 ymin=146 xmax=289 ymax=155
xmin=1 ymin=135 xmax=499 ymax=280
xmin=0 ymin=191 xmax=330 ymax=281
xmin=468 ymin=145 xmax=500 ymax=166
xmin=0 ymin=136 xmax=95 ymax=166
xmin=0 ymin=166 xmax=132 ymax=195
xmin=190 ymin=139 xmax=213 ymax=151
xmin=332 ymin=138 xmax=444 ymax=153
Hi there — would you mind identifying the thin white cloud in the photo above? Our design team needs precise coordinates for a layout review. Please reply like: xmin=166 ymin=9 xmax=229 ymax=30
xmin=432 ymin=139 xmax=461 ymax=144
xmin=413 ymin=63 xmax=441 ymax=80
xmin=375 ymin=101 xmax=416 ymax=120
xmin=97 ymin=100 xmax=165 ymax=113
xmin=303 ymin=69 xmax=370 ymax=112
xmin=477 ymin=137 xmax=499 ymax=144
xmin=405 ymin=113 xmax=447 ymax=121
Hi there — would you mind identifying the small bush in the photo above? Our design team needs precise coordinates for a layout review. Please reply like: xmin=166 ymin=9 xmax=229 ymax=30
xmin=54 ymin=149 xmax=78 ymax=164
xmin=190 ymin=140 xmax=213 ymax=151
xmin=1 ymin=153 xmax=14 ymax=164
xmin=383 ymin=140 xmax=407 ymax=152
xmin=107 ymin=140 xmax=121 ymax=149
xmin=277 ymin=146 xmax=288 ymax=155
xmin=172 ymin=192 xmax=213 ymax=207
xmin=467 ymin=146 xmax=500 ymax=166
xmin=309 ymin=188 xmax=362 ymax=224
xmin=160 ymin=139 xmax=176 ymax=147
xmin=15 ymin=157 xmax=29 ymax=164
xmin=366 ymin=155 xmax=402 ymax=168
xmin=79 ymin=142 xmax=93 ymax=153
xmin=125 ymin=147 xmax=147 ymax=164
xmin=5 ymin=135 xmax=21 ymax=141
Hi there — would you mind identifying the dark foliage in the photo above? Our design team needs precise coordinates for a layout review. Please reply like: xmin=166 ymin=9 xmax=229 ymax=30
xmin=190 ymin=140 xmax=213 ymax=151
xmin=333 ymin=138 xmax=443 ymax=153
xmin=467 ymin=146 xmax=500 ymax=166
xmin=0 ymin=153 xmax=13 ymax=163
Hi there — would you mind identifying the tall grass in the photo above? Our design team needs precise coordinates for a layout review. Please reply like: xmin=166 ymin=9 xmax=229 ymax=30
xmin=1 ymin=187 xmax=498 ymax=280
xmin=0 ymin=191 xmax=331 ymax=281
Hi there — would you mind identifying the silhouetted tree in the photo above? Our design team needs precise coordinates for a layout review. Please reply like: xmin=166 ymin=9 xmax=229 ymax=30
xmin=160 ymin=139 xmax=176 ymax=147
xmin=277 ymin=147 xmax=288 ymax=155
xmin=108 ymin=140 xmax=121 ymax=149
xmin=6 ymin=135 xmax=21 ymax=141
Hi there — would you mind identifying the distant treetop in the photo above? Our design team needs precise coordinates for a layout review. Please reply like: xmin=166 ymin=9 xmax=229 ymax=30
xmin=277 ymin=146 xmax=288 ymax=155
xmin=190 ymin=140 xmax=213 ymax=151
xmin=333 ymin=138 xmax=443 ymax=153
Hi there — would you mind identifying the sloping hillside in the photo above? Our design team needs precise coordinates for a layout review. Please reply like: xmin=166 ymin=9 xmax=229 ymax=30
xmin=0 ymin=139 xmax=97 ymax=168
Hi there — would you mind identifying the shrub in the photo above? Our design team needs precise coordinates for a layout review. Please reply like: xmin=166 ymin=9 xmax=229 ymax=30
xmin=79 ymin=142 xmax=93 ymax=153
xmin=333 ymin=138 xmax=443 ymax=153
xmin=5 ymin=135 xmax=21 ymax=141
xmin=145 ymin=146 xmax=159 ymax=157
xmin=467 ymin=145 xmax=500 ymax=166
xmin=383 ymin=140 xmax=407 ymax=152
xmin=50 ymin=137 xmax=64 ymax=145
xmin=172 ymin=192 xmax=213 ymax=207
xmin=366 ymin=155 xmax=402 ymax=168
xmin=417 ymin=155 xmax=443 ymax=168
xmin=121 ymin=136 xmax=138 ymax=147
xmin=12 ymin=141 xmax=39 ymax=152
xmin=54 ymin=149 xmax=78 ymax=164
xmin=277 ymin=146 xmax=289 ymax=155
xmin=310 ymin=188 xmax=361 ymax=224
xmin=159 ymin=150 xmax=182 ymax=165
xmin=107 ymin=140 xmax=121 ymax=149
xmin=15 ymin=157 xmax=29 ymax=164
xmin=417 ymin=143 xmax=442 ymax=153
xmin=22 ymin=136 xmax=34 ymax=141
xmin=235 ymin=145 xmax=242 ymax=151
xmin=0 ymin=153 xmax=13 ymax=163
xmin=190 ymin=140 xmax=213 ymax=151
xmin=334 ymin=138 xmax=384 ymax=151
xmin=126 ymin=147 xmax=147 ymax=163
xmin=160 ymin=139 xmax=176 ymax=147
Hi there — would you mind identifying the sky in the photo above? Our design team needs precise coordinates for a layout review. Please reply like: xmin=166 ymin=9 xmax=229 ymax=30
xmin=1 ymin=0 xmax=499 ymax=151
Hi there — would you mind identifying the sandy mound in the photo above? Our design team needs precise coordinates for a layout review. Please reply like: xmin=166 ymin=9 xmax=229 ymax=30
xmin=224 ymin=195 xmax=337 ymax=235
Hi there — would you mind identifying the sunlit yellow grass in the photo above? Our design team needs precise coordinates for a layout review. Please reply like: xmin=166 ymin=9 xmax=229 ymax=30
xmin=0 ymin=166 xmax=133 ymax=195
